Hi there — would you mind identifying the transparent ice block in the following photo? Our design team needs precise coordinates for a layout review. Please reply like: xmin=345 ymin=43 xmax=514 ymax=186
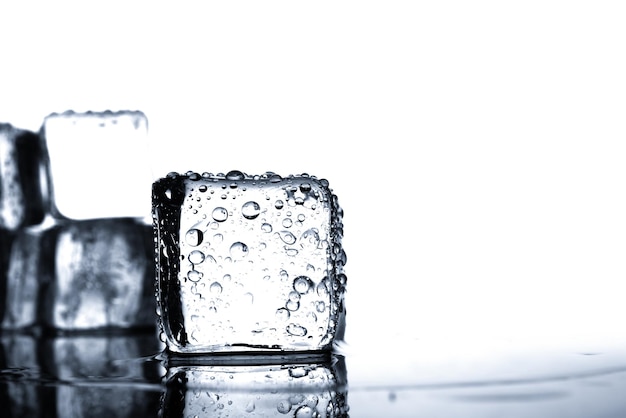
xmin=152 ymin=171 xmax=347 ymax=354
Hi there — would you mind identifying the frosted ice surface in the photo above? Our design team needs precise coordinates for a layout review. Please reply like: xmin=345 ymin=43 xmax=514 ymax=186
xmin=153 ymin=171 xmax=347 ymax=354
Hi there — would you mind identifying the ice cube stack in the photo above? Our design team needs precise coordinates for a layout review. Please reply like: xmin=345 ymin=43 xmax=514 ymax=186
xmin=153 ymin=170 xmax=347 ymax=354
xmin=0 ymin=111 xmax=156 ymax=332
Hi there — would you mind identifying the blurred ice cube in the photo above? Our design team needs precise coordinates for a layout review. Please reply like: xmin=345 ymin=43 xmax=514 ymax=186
xmin=40 ymin=110 xmax=153 ymax=221
xmin=1 ymin=228 xmax=43 ymax=330
xmin=0 ymin=123 xmax=46 ymax=230
xmin=40 ymin=218 xmax=156 ymax=331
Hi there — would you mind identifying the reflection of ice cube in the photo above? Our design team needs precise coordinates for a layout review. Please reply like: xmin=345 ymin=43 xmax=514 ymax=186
xmin=0 ymin=333 xmax=164 ymax=418
xmin=0 ymin=123 xmax=46 ymax=230
xmin=152 ymin=171 xmax=347 ymax=354
xmin=0 ymin=334 xmax=40 ymax=417
xmin=43 ymin=218 xmax=156 ymax=331
xmin=40 ymin=110 xmax=153 ymax=221
xmin=162 ymin=354 xmax=349 ymax=417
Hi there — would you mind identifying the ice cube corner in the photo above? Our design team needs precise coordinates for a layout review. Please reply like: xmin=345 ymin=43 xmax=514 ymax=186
xmin=152 ymin=171 xmax=347 ymax=354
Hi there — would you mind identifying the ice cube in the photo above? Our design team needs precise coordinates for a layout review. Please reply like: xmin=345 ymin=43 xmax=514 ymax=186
xmin=162 ymin=354 xmax=349 ymax=417
xmin=37 ymin=218 xmax=156 ymax=331
xmin=0 ymin=123 xmax=46 ymax=230
xmin=152 ymin=171 xmax=347 ymax=354
xmin=40 ymin=110 xmax=153 ymax=221
xmin=1 ymin=228 xmax=41 ymax=330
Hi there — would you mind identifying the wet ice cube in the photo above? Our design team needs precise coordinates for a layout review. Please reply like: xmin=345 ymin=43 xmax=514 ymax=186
xmin=0 ymin=123 xmax=46 ymax=230
xmin=40 ymin=110 xmax=153 ymax=220
xmin=38 ymin=218 xmax=156 ymax=331
xmin=152 ymin=171 xmax=347 ymax=354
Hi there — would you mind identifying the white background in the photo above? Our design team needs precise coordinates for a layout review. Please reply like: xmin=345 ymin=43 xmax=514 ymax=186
xmin=2 ymin=1 xmax=626 ymax=348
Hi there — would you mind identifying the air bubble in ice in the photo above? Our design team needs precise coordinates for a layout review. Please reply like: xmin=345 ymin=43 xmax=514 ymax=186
xmin=230 ymin=241 xmax=249 ymax=258
xmin=212 ymin=207 xmax=228 ymax=222
xmin=293 ymin=276 xmax=313 ymax=294
xmin=189 ymin=250 xmax=206 ymax=264
xmin=185 ymin=228 xmax=203 ymax=246
xmin=286 ymin=323 xmax=307 ymax=336
xmin=242 ymin=201 xmax=261 ymax=219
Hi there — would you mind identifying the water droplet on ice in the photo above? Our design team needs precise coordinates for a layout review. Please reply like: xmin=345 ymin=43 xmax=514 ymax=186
xmin=230 ymin=241 xmax=249 ymax=258
xmin=226 ymin=170 xmax=245 ymax=180
xmin=212 ymin=207 xmax=228 ymax=222
xmin=275 ymin=200 xmax=284 ymax=209
xmin=293 ymin=276 xmax=313 ymax=294
xmin=282 ymin=218 xmax=293 ymax=228
xmin=245 ymin=401 xmax=256 ymax=413
xmin=261 ymin=223 xmax=273 ymax=232
xmin=278 ymin=231 xmax=296 ymax=245
xmin=187 ymin=270 xmax=203 ymax=282
xmin=242 ymin=201 xmax=261 ymax=219
xmin=210 ymin=282 xmax=223 ymax=294
xmin=189 ymin=250 xmax=206 ymax=264
xmin=286 ymin=323 xmax=307 ymax=336
xmin=276 ymin=308 xmax=290 ymax=321
xmin=185 ymin=229 xmax=203 ymax=246
xmin=277 ymin=399 xmax=292 ymax=414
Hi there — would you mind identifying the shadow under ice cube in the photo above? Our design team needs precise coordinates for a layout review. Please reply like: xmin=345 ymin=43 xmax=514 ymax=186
xmin=152 ymin=171 xmax=347 ymax=354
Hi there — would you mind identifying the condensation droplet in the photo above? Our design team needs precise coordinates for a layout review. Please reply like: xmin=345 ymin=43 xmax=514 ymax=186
xmin=277 ymin=399 xmax=292 ymax=414
xmin=297 ymin=214 xmax=305 ymax=222
xmin=282 ymin=218 xmax=293 ymax=228
xmin=185 ymin=229 xmax=203 ymax=246
xmin=212 ymin=207 xmax=228 ymax=222
xmin=226 ymin=170 xmax=245 ymax=180
xmin=286 ymin=323 xmax=307 ymax=337
xmin=276 ymin=308 xmax=290 ymax=321
xmin=275 ymin=200 xmax=284 ymax=209
xmin=189 ymin=250 xmax=206 ymax=264
xmin=210 ymin=282 xmax=223 ymax=294
xmin=245 ymin=401 xmax=256 ymax=413
xmin=198 ymin=185 xmax=208 ymax=192
xmin=293 ymin=276 xmax=313 ymax=294
xmin=316 ymin=301 xmax=326 ymax=312
xmin=285 ymin=248 xmax=299 ymax=256
xmin=261 ymin=223 xmax=273 ymax=233
xmin=230 ymin=242 xmax=249 ymax=258
xmin=278 ymin=231 xmax=296 ymax=245
xmin=187 ymin=270 xmax=203 ymax=282
xmin=242 ymin=201 xmax=261 ymax=219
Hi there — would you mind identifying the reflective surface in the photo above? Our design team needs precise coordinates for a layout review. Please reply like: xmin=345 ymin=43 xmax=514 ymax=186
xmin=2 ymin=331 xmax=626 ymax=416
